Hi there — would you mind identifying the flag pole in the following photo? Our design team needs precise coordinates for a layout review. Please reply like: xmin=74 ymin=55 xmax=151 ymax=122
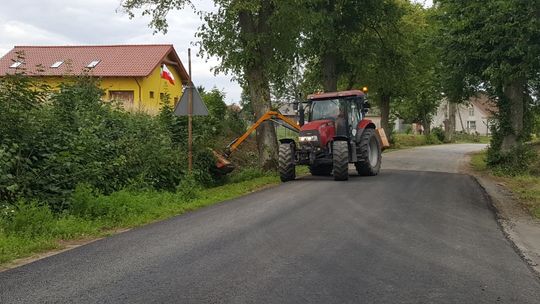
xmin=188 ymin=48 xmax=193 ymax=174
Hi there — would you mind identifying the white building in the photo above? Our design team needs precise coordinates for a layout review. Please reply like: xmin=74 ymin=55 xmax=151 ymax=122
xmin=431 ymin=94 xmax=497 ymax=135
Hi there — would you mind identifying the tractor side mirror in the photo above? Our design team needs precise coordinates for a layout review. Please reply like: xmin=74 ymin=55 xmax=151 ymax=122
xmin=299 ymin=102 xmax=305 ymax=126
xmin=362 ymin=101 xmax=370 ymax=115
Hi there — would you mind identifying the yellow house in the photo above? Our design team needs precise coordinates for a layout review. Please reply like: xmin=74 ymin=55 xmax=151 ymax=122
xmin=0 ymin=44 xmax=189 ymax=113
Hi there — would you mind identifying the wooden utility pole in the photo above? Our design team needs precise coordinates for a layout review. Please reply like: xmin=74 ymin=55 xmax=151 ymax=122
xmin=188 ymin=48 xmax=193 ymax=173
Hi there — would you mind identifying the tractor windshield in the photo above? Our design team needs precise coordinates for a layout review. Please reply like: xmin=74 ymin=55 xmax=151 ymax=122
xmin=310 ymin=99 xmax=341 ymax=121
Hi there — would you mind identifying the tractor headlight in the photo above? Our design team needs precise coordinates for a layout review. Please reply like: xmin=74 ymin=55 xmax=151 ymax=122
xmin=299 ymin=135 xmax=318 ymax=142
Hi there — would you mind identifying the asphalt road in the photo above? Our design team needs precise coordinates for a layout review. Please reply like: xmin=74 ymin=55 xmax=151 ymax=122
xmin=382 ymin=143 xmax=488 ymax=173
xmin=1 ymin=144 xmax=540 ymax=303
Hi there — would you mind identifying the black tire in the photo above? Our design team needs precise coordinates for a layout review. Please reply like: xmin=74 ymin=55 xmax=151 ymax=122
xmin=333 ymin=141 xmax=349 ymax=181
xmin=355 ymin=128 xmax=382 ymax=176
xmin=279 ymin=143 xmax=296 ymax=182
xmin=309 ymin=164 xmax=332 ymax=176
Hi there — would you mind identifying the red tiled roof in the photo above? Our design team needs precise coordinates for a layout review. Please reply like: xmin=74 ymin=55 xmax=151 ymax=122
xmin=470 ymin=93 xmax=498 ymax=117
xmin=0 ymin=44 xmax=189 ymax=83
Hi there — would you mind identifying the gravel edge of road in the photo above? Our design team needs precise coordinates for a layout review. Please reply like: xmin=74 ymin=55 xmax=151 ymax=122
xmin=468 ymin=172 xmax=540 ymax=279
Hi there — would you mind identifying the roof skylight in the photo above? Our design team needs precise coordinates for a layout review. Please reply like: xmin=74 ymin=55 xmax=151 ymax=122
xmin=9 ymin=61 xmax=23 ymax=68
xmin=51 ymin=61 xmax=64 ymax=68
xmin=86 ymin=60 xmax=100 ymax=68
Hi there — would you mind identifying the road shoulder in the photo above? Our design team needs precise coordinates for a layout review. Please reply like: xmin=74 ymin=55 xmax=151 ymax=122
xmin=466 ymin=164 xmax=540 ymax=277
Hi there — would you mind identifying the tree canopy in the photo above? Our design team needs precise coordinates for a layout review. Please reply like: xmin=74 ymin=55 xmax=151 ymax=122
xmin=122 ymin=0 xmax=540 ymax=169
xmin=435 ymin=0 xmax=540 ymax=166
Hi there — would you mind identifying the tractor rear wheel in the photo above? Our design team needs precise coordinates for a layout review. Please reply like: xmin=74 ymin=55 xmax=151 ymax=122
xmin=333 ymin=141 xmax=349 ymax=181
xmin=355 ymin=128 xmax=381 ymax=176
xmin=309 ymin=164 xmax=332 ymax=176
xmin=279 ymin=143 xmax=296 ymax=182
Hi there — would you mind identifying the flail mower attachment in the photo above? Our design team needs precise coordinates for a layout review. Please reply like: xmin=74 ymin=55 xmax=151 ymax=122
xmin=213 ymin=150 xmax=235 ymax=174
xmin=212 ymin=110 xmax=301 ymax=175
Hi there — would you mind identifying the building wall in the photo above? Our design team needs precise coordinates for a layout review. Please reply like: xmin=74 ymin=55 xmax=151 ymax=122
xmin=455 ymin=104 xmax=492 ymax=135
xmin=431 ymin=100 xmax=493 ymax=135
xmin=32 ymin=63 xmax=183 ymax=114
xmin=431 ymin=102 xmax=448 ymax=132
xmin=101 ymin=64 xmax=183 ymax=114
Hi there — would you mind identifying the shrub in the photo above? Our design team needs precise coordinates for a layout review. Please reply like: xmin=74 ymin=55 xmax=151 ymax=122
xmin=69 ymin=184 xmax=101 ymax=219
xmin=425 ymin=134 xmax=442 ymax=145
xmin=405 ymin=125 xmax=413 ymax=134
xmin=193 ymin=149 xmax=226 ymax=186
xmin=487 ymin=144 xmax=538 ymax=176
xmin=431 ymin=127 xmax=446 ymax=142
xmin=0 ymin=74 xmax=225 ymax=212
xmin=176 ymin=174 xmax=201 ymax=201
xmin=2 ymin=201 xmax=55 ymax=237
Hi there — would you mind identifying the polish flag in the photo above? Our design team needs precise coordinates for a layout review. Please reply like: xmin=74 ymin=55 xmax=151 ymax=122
xmin=160 ymin=64 xmax=175 ymax=85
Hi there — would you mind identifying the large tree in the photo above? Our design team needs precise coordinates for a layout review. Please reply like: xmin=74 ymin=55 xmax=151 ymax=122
xmin=300 ymin=0 xmax=403 ymax=94
xmin=340 ymin=0 xmax=422 ymax=138
xmin=393 ymin=3 xmax=442 ymax=136
xmin=296 ymin=0 xmax=406 ymax=138
xmin=122 ymin=0 xmax=301 ymax=168
xmin=436 ymin=0 xmax=540 ymax=155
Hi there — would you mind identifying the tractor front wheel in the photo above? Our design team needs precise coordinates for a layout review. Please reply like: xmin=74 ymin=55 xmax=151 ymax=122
xmin=279 ymin=143 xmax=296 ymax=182
xmin=333 ymin=141 xmax=349 ymax=181
xmin=355 ymin=128 xmax=382 ymax=176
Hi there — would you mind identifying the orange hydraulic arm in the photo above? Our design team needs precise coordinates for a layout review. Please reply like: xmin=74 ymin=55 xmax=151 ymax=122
xmin=226 ymin=111 xmax=300 ymax=156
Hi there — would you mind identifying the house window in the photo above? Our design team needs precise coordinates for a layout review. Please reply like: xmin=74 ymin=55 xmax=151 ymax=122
xmin=51 ymin=61 xmax=64 ymax=68
xmin=467 ymin=120 xmax=476 ymax=131
xmin=149 ymin=91 xmax=155 ymax=99
xmin=9 ymin=61 xmax=23 ymax=68
xmin=109 ymin=91 xmax=134 ymax=108
xmin=468 ymin=107 xmax=474 ymax=116
xmin=86 ymin=60 xmax=100 ymax=68
xmin=160 ymin=93 xmax=170 ymax=102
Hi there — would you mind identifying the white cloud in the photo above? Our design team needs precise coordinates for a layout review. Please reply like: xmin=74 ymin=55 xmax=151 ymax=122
xmin=0 ymin=19 xmax=75 ymax=55
xmin=0 ymin=0 xmax=241 ymax=104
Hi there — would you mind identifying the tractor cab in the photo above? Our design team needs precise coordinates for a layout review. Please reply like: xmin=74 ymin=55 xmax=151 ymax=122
xmin=279 ymin=89 xmax=382 ymax=181
xmin=299 ymin=90 xmax=370 ymax=139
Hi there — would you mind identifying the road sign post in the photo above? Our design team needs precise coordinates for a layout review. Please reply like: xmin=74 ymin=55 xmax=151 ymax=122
xmin=173 ymin=48 xmax=209 ymax=174
xmin=188 ymin=49 xmax=193 ymax=173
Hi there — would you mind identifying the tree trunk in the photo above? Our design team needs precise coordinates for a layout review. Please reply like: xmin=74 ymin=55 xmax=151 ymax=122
xmin=446 ymin=101 xmax=456 ymax=141
xmin=500 ymin=79 xmax=525 ymax=152
xmin=322 ymin=52 xmax=338 ymax=92
xmin=238 ymin=5 xmax=279 ymax=169
xmin=457 ymin=104 xmax=466 ymax=133
xmin=379 ymin=93 xmax=391 ymax=140
xmin=422 ymin=119 xmax=431 ymax=136
xmin=246 ymin=67 xmax=278 ymax=169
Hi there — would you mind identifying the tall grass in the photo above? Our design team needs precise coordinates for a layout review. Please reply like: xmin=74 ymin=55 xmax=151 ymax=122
xmin=0 ymin=170 xmax=280 ymax=264
xmin=470 ymin=149 xmax=540 ymax=219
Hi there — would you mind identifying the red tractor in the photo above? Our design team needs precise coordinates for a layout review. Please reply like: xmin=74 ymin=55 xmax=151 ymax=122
xmin=279 ymin=89 xmax=383 ymax=181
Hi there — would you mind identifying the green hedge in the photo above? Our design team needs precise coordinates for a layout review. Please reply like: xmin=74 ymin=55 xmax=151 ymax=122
xmin=0 ymin=74 xmax=243 ymax=212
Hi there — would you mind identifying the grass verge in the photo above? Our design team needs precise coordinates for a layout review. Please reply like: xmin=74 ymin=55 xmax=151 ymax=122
xmin=386 ymin=133 xmax=490 ymax=153
xmin=470 ymin=150 xmax=540 ymax=219
xmin=390 ymin=134 xmax=442 ymax=150
xmin=1 ymin=168 xmax=309 ymax=266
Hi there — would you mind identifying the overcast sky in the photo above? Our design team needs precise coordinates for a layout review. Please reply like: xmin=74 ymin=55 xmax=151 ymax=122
xmin=0 ymin=0 xmax=432 ymax=104
xmin=0 ymin=0 xmax=243 ymax=103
